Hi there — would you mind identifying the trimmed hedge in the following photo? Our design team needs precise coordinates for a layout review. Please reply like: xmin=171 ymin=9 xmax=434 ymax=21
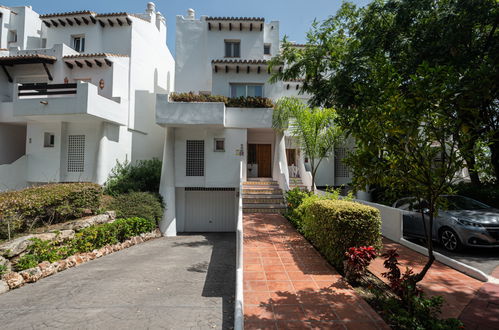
xmin=0 ymin=183 xmax=102 ymax=239
xmin=15 ymin=217 xmax=156 ymax=271
xmin=302 ymin=199 xmax=382 ymax=270
xmin=170 ymin=92 xmax=274 ymax=108
xmin=107 ymin=192 xmax=164 ymax=223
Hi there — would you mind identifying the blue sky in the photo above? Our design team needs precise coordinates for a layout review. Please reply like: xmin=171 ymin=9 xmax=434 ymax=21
xmin=4 ymin=0 xmax=370 ymax=55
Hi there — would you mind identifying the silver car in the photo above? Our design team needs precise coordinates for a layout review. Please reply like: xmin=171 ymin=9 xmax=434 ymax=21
xmin=393 ymin=195 xmax=499 ymax=251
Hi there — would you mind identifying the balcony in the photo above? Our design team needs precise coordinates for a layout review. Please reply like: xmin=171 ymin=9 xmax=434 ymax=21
xmin=156 ymin=93 xmax=274 ymax=128
xmin=13 ymin=81 xmax=126 ymax=125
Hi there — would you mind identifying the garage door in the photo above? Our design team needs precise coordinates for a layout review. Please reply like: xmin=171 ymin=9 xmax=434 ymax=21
xmin=185 ymin=188 xmax=236 ymax=232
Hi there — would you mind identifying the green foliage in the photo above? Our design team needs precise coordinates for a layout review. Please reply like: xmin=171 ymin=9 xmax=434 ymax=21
xmin=170 ymin=92 xmax=274 ymax=108
xmin=14 ymin=217 xmax=156 ymax=271
xmin=273 ymin=97 xmax=343 ymax=190
xmin=284 ymin=188 xmax=312 ymax=230
xmin=453 ymin=182 xmax=499 ymax=208
xmin=382 ymin=294 xmax=463 ymax=330
xmin=302 ymin=199 xmax=382 ymax=270
xmin=104 ymin=159 xmax=162 ymax=196
xmin=15 ymin=254 xmax=38 ymax=271
xmin=107 ymin=192 xmax=164 ymax=223
xmin=0 ymin=183 xmax=102 ymax=239
xmin=0 ymin=264 xmax=7 ymax=277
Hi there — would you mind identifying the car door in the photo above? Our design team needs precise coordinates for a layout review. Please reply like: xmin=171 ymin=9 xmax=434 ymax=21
xmin=400 ymin=198 xmax=427 ymax=238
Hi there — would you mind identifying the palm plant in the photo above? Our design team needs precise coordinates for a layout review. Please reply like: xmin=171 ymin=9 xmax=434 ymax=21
xmin=273 ymin=97 xmax=343 ymax=191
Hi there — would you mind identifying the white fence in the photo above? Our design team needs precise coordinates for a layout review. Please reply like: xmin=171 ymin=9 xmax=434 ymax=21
xmin=0 ymin=155 xmax=27 ymax=192
xmin=234 ymin=160 xmax=244 ymax=330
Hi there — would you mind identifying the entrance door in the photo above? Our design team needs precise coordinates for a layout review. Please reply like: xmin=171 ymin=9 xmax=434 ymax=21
xmin=256 ymin=144 xmax=271 ymax=177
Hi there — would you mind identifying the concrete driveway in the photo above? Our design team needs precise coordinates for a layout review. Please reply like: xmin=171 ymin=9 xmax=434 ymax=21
xmin=0 ymin=233 xmax=236 ymax=330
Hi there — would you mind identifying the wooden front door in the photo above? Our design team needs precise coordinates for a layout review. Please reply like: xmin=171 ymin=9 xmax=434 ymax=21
xmin=256 ymin=144 xmax=272 ymax=177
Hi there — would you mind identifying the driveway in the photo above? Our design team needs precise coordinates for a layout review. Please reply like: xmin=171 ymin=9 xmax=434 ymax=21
xmin=0 ymin=233 xmax=236 ymax=330
xmin=410 ymin=238 xmax=499 ymax=278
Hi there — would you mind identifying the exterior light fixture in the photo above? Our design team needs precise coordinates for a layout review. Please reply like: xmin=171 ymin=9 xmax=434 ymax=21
xmin=40 ymin=101 xmax=48 ymax=105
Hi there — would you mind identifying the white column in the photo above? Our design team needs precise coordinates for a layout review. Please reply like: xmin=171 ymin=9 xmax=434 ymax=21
xmin=159 ymin=127 xmax=176 ymax=236
xmin=94 ymin=122 xmax=108 ymax=185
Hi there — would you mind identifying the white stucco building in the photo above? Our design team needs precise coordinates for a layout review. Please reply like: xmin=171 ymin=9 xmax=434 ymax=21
xmin=156 ymin=10 xmax=352 ymax=235
xmin=0 ymin=3 xmax=174 ymax=191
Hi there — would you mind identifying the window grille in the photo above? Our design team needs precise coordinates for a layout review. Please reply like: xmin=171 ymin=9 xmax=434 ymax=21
xmin=334 ymin=147 xmax=350 ymax=178
xmin=67 ymin=135 xmax=85 ymax=172
xmin=186 ymin=140 xmax=204 ymax=176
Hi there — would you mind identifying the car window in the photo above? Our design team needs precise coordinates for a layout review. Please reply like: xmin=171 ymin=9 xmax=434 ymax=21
xmin=395 ymin=198 xmax=428 ymax=212
xmin=443 ymin=196 xmax=490 ymax=210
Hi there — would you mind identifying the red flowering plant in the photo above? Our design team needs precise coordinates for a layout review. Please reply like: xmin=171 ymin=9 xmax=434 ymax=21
xmin=344 ymin=246 xmax=377 ymax=283
xmin=381 ymin=249 xmax=422 ymax=302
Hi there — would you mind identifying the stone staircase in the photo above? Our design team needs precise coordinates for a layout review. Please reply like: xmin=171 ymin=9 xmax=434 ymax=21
xmin=289 ymin=177 xmax=308 ymax=191
xmin=242 ymin=178 xmax=286 ymax=214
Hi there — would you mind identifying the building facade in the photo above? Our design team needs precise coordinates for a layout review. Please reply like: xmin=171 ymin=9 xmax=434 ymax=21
xmin=0 ymin=3 xmax=175 ymax=191
xmin=156 ymin=10 xmax=352 ymax=236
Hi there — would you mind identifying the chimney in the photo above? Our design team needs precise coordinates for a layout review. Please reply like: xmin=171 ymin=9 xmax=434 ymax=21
xmin=187 ymin=8 xmax=195 ymax=20
xmin=146 ymin=2 xmax=156 ymax=14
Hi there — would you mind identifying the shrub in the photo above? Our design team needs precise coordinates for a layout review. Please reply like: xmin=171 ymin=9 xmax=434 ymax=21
xmin=284 ymin=188 xmax=311 ymax=230
xmin=344 ymin=246 xmax=377 ymax=283
xmin=0 ymin=183 xmax=102 ymax=239
xmin=302 ymin=199 xmax=382 ymax=270
xmin=107 ymin=192 xmax=164 ymax=223
xmin=15 ymin=254 xmax=39 ymax=271
xmin=70 ymin=223 xmax=119 ymax=253
xmin=0 ymin=264 xmax=7 ymax=277
xmin=169 ymin=92 xmax=274 ymax=108
xmin=453 ymin=182 xmax=499 ymax=208
xmin=104 ymin=159 xmax=162 ymax=196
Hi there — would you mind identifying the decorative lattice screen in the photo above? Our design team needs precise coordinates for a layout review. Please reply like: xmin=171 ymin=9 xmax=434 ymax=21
xmin=334 ymin=147 xmax=350 ymax=178
xmin=67 ymin=135 xmax=85 ymax=173
xmin=186 ymin=140 xmax=204 ymax=176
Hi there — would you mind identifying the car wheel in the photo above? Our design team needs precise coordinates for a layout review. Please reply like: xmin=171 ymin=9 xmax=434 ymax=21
xmin=439 ymin=228 xmax=462 ymax=252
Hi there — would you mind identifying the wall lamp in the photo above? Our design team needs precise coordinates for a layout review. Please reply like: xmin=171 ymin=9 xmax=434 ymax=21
xmin=40 ymin=101 xmax=48 ymax=105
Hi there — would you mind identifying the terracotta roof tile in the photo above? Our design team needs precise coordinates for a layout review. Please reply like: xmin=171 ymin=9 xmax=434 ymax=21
xmin=63 ymin=53 xmax=128 ymax=59
xmin=211 ymin=59 xmax=268 ymax=64
xmin=0 ymin=54 xmax=57 ymax=61
xmin=206 ymin=17 xmax=264 ymax=22
xmin=40 ymin=11 xmax=96 ymax=18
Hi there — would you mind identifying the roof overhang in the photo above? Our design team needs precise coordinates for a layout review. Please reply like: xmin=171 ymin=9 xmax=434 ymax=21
xmin=206 ymin=17 xmax=264 ymax=32
xmin=40 ymin=11 xmax=139 ymax=28
xmin=0 ymin=54 xmax=57 ymax=65
xmin=62 ymin=53 xmax=128 ymax=69
xmin=211 ymin=59 xmax=282 ymax=74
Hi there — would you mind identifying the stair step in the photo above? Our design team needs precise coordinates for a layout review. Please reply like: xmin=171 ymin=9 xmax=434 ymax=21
xmin=243 ymin=189 xmax=283 ymax=195
xmin=243 ymin=194 xmax=284 ymax=199
xmin=244 ymin=181 xmax=278 ymax=185
xmin=243 ymin=203 xmax=286 ymax=209
xmin=243 ymin=208 xmax=286 ymax=214
xmin=243 ymin=198 xmax=284 ymax=204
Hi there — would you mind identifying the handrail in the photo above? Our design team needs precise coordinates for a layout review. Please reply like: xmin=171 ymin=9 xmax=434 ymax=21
xmin=17 ymin=83 xmax=77 ymax=98
xmin=234 ymin=160 xmax=244 ymax=330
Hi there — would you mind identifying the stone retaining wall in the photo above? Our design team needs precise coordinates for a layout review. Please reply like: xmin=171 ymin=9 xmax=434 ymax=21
xmin=0 ymin=229 xmax=162 ymax=295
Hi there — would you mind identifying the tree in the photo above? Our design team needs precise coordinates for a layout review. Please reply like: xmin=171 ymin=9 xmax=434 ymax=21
xmin=272 ymin=97 xmax=342 ymax=191
xmin=271 ymin=0 xmax=499 ymax=184
xmin=269 ymin=1 xmax=472 ymax=286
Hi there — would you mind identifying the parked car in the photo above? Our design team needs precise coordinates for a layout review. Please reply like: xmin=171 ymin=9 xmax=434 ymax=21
xmin=393 ymin=195 xmax=499 ymax=251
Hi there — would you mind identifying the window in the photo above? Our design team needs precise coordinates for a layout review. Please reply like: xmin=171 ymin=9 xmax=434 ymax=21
xmin=67 ymin=135 xmax=85 ymax=173
xmin=264 ymin=44 xmax=271 ymax=55
xmin=71 ymin=35 xmax=85 ymax=52
xmin=230 ymin=84 xmax=263 ymax=98
xmin=214 ymin=138 xmax=225 ymax=152
xmin=334 ymin=147 xmax=350 ymax=178
xmin=43 ymin=132 xmax=55 ymax=148
xmin=186 ymin=140 xmax=204 ymax=176
xmin=7 ymin=30 xmax=17 ymax=44
xmin=225 ymin=40 xmax=240 ymax=57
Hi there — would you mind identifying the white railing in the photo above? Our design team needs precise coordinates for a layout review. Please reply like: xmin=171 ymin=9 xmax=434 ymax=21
xmin=234 ymin=160 xmax=244 ymax=330
xmin=297 ymin=150 xmax=313 ymax=190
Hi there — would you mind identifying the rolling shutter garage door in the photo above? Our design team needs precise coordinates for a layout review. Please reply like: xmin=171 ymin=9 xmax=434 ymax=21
xmin=185 ymin=188 xmax=236 ymax=232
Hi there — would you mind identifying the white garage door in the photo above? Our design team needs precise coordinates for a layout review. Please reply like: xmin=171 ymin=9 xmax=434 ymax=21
xmin=185 ymin=188 xmax=236 ymax=232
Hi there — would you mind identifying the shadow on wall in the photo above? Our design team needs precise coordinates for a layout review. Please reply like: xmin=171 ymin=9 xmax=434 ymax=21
xmin=173 ymin=233 xmax=236 ymax=329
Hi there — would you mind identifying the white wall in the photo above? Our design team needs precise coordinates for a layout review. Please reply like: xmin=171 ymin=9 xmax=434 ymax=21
xmin=174 ymin=127 xmax=246 ymax=188
xmin=0 ymin=123 xmax=26 ymax=164
xmin=0 ymin=155 xmax=27 ymax=192
xmin=26 ymin=121 xmax=62 ymax=183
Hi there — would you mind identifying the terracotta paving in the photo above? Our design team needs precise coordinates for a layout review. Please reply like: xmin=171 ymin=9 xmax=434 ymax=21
xmin=369 ymin=238 xmax=499 ymax=328
xmin=243 ymin=213 xmax=388 ymax=330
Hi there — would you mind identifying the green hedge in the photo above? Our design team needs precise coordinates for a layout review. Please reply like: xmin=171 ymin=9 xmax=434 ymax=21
xmin=302 ymin=199 xmax=382 ymax=270
xmin=15 ymin=217 xmax=156 ymax=271
xmin=104 ymin=159 xmax=162 ymax=196
xmin=169 ymin=92 xmax=274 ymax=108
xmin=0 ymin=183 xmax=102 ymax=239
xmin=106 ymin=192 xmax=164 ymax=223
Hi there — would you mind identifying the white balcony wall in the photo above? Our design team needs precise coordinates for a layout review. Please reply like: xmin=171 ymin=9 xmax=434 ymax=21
xmin=225 ymin=107 xmax=273 ymax=128
xmin=156 ymin=97 xmax=225 ymax=126
xmin=0 ymin=123 xmax=26 ymax=165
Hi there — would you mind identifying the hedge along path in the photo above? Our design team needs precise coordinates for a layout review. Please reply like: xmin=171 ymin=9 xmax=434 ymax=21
xmin=0 ymin=228 xmax=162 ymax=295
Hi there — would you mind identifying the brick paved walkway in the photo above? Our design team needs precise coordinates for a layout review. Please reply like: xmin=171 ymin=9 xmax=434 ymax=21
xmin=243 ymin=213 xmax=388 ymax=329
xmin=369 ymin=238 xmax=499 ymax=329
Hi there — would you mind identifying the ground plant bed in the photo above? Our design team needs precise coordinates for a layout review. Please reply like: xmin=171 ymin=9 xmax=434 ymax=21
xmin=0 ymin=217 xmax=162 ymax=295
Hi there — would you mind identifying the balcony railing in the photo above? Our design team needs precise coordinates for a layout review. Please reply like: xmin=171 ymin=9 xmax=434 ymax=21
xmin=17 ymin=83 xmax=77 ymax=99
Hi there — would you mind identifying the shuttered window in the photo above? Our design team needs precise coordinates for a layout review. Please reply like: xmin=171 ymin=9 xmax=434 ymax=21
xmin=186 ymin=140 xmax=204 ymax=176
xmin=67 ymin=135 xmax=85 ymax=172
